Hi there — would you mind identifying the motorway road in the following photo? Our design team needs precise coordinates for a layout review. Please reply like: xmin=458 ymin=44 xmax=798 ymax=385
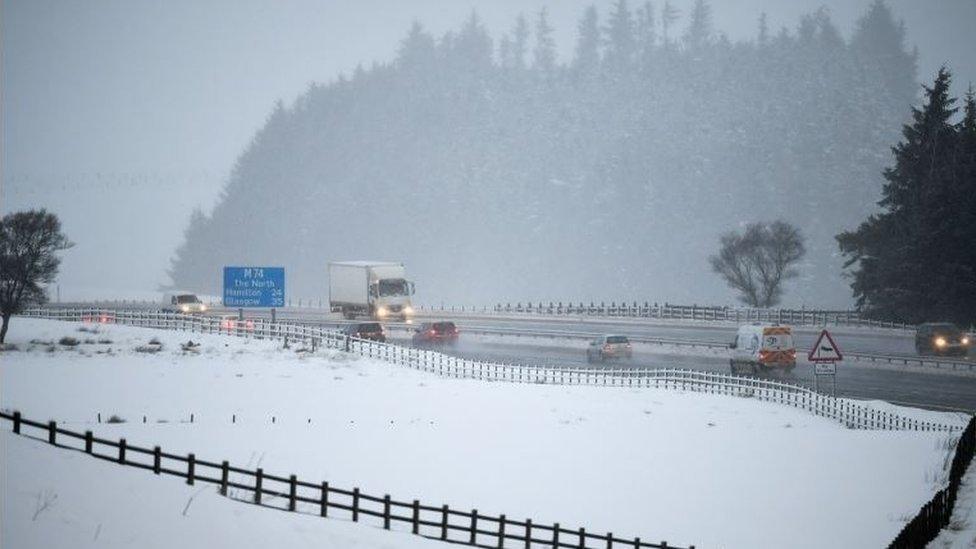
xmin=203 ymin=307 xmax=975 ymax=412
xmin=52 ymin=304 xmax=976 ymax=412
xmin=413 ymin=335 xmax=976 ymax=413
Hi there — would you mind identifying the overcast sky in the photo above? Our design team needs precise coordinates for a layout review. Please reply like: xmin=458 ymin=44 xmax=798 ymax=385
xmin=3 ymin=0 xmax=975 ymax=299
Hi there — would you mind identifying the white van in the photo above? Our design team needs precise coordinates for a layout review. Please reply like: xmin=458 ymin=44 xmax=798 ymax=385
xmin=729 ymin=324 xmax=796 ymax=374
xmin=162 ymin=292 xmax=207 ymax=314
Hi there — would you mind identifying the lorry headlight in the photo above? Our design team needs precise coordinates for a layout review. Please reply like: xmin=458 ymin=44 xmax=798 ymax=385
xmin=200 ymin=305 xmax=207 ymax=312
xmin=377 ymin=306 xmax=388 ymax=317
xmin=403 ymin=305 xmax=414 ymax=315
xmin=935 ymin=337 xmax=947 ymax=347
xmin=181 ymin=305 xmax=189 ymax=312
xmin=963 ymin=337 xmax=970 ymax=345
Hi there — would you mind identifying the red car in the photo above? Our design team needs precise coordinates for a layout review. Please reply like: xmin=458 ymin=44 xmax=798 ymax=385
xmin=412 ymin=321 xmax=459 ymax=346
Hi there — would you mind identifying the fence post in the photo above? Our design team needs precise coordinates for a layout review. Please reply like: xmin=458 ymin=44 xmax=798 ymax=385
xmin=412 ymin=499 xmax=420 ymax=534
xmin=552 ymin=522 xmax=560 ymax=548
xmin=220 ymin=461 xmax=229 ymax=494
xmin=441 ymin=505 xmax=449 ymax=540
xmin=607 ymin=532 xmax=613 ymax=549
xmin=187 ymin=453 xmax=195 ymax=485
xmin=153 ymin=446 xmax=161 ymax=473
xmin=470 ymin=509 xmax=478 ymax=544
xmin=85 ymin=431 xmax=93 ymax=454
xmin=13 ymin=411 xmax=21 ymax=434
xmin=383 ymin=495 xmax=391 ymax=529
xmin=254 ymin=468 xmax=263 ymax=504
xmin=118 ymin=438 xmax=126 ymax=464
xmin=289 ymin=475 xmax=297 ymax=511
xmin=498 ymin=514 xmax=506 ymax=548
xmin=578 ymin=527 xmax=585 ymax=549
xmin=352 ymin=488 xmax=360 ymax=522
xmin=48 ymin=420 xmax=56 ymax=444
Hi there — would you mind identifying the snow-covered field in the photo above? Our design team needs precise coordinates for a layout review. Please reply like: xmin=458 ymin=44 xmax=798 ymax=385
xmin=930 ymin=459 xmax=976 ymax=548
xmin=2 ymin=430 xmax=430 ymax=549
xmin=0 ymin=319 xmax=964 ymax=548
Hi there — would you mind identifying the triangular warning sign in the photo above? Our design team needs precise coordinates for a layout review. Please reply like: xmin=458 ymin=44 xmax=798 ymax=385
xmin=808 ymin=329 xmax=843 ymax=362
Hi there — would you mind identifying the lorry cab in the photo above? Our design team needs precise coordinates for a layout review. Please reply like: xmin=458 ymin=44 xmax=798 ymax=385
xmin=729 ymin=324 xmax=796 ymax=374
xmin=329 ymin=261 xmax=415 ymax=320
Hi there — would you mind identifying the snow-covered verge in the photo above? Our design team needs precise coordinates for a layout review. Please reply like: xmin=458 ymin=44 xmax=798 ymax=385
xmin=1 ymin=430 xmax=433 ymax=549
xmin=0 ymin=319 xmax=965 ymax=548
xmin=929 ymin=453 xmax=976 ymax=548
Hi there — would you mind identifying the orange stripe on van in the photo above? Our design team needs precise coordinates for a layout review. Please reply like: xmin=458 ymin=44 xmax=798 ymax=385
xmin=760 ymin=350 xmax=795 ymax=364
xmin=763 ymin=327 xmax=791 ymax=335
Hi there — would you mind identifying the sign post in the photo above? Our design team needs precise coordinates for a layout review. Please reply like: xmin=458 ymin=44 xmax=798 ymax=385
xmin=223 ymin=267 xmax=285 ymax=309
xmin=808 ymin=329 xmax=842 ymax=396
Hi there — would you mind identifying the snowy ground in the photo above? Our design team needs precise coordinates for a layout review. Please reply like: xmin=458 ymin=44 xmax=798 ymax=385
xmin=2 ymin=430 xmax=431 ymax=549
xmin=0 ymin=318 xmax=966 ymax=549
xmin=930 ymin=460 xmax=976 ymax=548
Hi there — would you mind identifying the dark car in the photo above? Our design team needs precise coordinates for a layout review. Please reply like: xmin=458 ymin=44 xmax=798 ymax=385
xmin=412 ymin=321 xmax=459 ymax=346
xmin=342 ymin=322 xmax=386 ymax=342
xmin=915 ymin=322 xmax=970 ymax=356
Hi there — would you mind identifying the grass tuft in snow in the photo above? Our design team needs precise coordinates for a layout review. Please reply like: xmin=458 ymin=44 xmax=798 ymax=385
xmin=57 ymin=336 xmax=79 ymax=347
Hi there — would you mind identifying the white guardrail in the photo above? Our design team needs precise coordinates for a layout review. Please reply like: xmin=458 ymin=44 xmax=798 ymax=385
xmin=63 ymin=297 xmax=916 ymax=330
xmin=20 ymin=308 xmax=963 ymax=432
xmin=480 ymin=302 xmax=913 ymax=329
xmin=429 ymin=324 xmax=976 ymax=373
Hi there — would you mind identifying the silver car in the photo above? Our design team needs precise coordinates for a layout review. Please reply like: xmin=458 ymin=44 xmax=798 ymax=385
xmin=586 ymin=335 xmax=633 ymax=363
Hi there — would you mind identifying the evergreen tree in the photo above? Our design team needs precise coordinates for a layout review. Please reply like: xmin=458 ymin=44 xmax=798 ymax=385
xmin=573 ymin=5 xmax=601 ymax=79
xmin=850 ymin=0 xmax=917 ymax=108
xmin=512 ymin=14 xmax=530 ymax=70
xmin=635 ymin=2 xmax=656 ymax=66
xmin=838 ymin=68 xmax=975 ymax=324
xmin=603 ymin=0 xmax=635 ymax=74
xmin=661 ymin=1 xmax=679 ymax=50
xmin=397 ymin=21 xmax=436 ymax=71
xmin=683 ymin=0 xmax=712 ymax=52
xmin=757 ymin=12 xmax=769 ymax=47
xmin=533 ymin=7 xmax=556 ymax=74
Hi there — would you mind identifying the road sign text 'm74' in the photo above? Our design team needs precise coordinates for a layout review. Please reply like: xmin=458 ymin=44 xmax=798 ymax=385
xmin=223 ymin=267 xmax=285 ymax=308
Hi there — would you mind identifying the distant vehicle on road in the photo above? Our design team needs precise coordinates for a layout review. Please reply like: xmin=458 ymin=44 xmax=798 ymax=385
xmin=328 ymin=261 xmax=415 ymax=320
xmin=341 ymin=322 xmax=386 ymax=342
xmin=412 ymin=321 xmax=459 ymax=347
xmin=729 ymin=324 xmax=796 ymax=374
xmin=586 ymin=335 xmax=632 ymax=363
xmin=218 ymin=316 xmax=254 ymax=332
xmin=162 ymin=292 xmax=207 ymax=314
xmin=915 ymin=323 xmax=970 ymax=356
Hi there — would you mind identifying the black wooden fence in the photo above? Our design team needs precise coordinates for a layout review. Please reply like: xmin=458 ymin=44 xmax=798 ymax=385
xmin=1 ymin=411 xmax=693 ymax=549
xmin=888 ymin=414 xmax=976 ymax=548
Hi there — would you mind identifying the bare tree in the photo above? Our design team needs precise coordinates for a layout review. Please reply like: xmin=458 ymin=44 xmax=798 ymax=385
xmin=709 ymin=221 xmax=805 ymax=307
xmin=0 ymin=210 xmax=73 ymax=343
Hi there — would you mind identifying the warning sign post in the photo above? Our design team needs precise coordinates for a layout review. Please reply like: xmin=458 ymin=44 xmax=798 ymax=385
xmin=809 ymin=329 xmax=842 ymax=395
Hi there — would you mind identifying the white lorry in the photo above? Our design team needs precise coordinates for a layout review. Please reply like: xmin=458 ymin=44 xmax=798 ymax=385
xmin=328 ymin=261 xmax=415 ymax=320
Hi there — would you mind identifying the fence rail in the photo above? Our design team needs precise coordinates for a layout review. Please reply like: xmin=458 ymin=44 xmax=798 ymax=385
xmin=1 ymin=410 xmax=692 ymax=549
xmin=20 ymin=308 xmax=962 ymax=432
xmin=466 ymin=302 xmax=914 ymax=330
xmin=888 ymin=415 xmax=976 ymax=548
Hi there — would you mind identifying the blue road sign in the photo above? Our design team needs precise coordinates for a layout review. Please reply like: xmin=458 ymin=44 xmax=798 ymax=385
xmin=223 ymin=267 xmax=285 ymax=307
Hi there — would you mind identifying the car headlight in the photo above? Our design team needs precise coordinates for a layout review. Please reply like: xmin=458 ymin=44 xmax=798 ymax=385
xmin=376 ymin=306 xmax=388 ymax=317
xmin=403 ymin=305 xmax=414 ymax=315
xmin=935 ymin=337 xmax=947 ymax=347
xmin=963 ymin=337 xmax=970 ymax=345
xmin=181 ymin=305 xmax=189 ymax=312
xmin=200 ymin=305 xmax=207 ymax=312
